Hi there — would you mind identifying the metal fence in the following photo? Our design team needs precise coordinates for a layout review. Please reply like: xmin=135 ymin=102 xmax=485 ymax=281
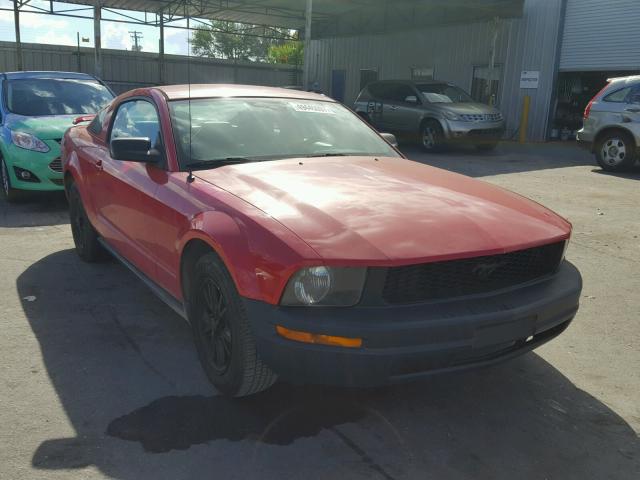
xmin=0 ymin=41 xmax=301 ymax=94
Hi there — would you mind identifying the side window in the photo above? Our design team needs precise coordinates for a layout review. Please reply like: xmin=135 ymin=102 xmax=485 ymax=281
xmin=628 ymin=86 xmax=640 ymax=105
xmin=391 ymin=84 xmax=418 ymax=103
xmin=368 ymin=83 xmax=390 ymax=100
xmin=603 ymin=87 xmax=631 ymax=103
xmin=110 ymin=100 xmax=161 ymax=149
xmin=88 ymin=107 xmax=107 ymax=135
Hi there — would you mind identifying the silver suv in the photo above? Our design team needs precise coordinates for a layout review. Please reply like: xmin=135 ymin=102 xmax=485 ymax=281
xmin=354 ymin=80 xmax=505 ymax=151
xmin=578 ymin=75 xmax=640 ymax=172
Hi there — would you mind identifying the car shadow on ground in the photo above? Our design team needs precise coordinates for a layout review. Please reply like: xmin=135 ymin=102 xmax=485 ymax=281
xmin=0 ymin=191 xmax=68 ymax=228
xmin=17 ymin=250 xmax=640 ymax=479
xmin=590 ymin=168 xmax=640 ymax=181
xmin=399 ymin=141 xmax=597 ymax=178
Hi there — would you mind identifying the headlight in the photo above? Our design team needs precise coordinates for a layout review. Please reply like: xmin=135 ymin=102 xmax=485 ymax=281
xmin=281 ymin=267 xmax=367 ymax=306
xmin=442 ymin=111 xmax=461 ymax=121
xmin=10 ymin=130 xmax=50 ymax=153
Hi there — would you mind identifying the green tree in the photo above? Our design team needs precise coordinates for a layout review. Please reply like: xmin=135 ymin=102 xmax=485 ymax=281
xmin=267 ymin=41 xmax=304 ymax=66
xmin=191 ymin=21 xmax=293 ymax=62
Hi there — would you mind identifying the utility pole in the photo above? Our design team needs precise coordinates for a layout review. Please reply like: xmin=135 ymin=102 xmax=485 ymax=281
xmin=129 ymin=31 xmax=143 ymax=52
xmin=13 ymin=0 xmax=22 ymax=70
xmin=302 ymin=0 xmax=312 ymax=90
xmin=76 ymin=33 xmax=90 ymax=72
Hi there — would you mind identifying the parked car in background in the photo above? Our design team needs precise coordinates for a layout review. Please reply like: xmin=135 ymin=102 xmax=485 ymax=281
xmin=0 ymin=71 xmax=114 ymax=202
xmin=63 ymin=84 xmax=581 ymax=397
xmin=354 ymin=80 xmax=505 ymax=152
xmin=577 ymin=75 xmax=640 ymax=172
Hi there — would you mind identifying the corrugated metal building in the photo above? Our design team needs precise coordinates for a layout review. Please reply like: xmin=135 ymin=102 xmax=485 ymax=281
xmin=3 ymin=0 xmax=638 ymax=141
xmin=306 ymin=0 xmax=565 ymax=141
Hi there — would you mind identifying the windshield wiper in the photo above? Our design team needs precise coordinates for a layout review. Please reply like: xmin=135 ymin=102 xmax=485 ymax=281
xmin=185 ymin=157 xmax=255 ymax=170
xmin=303 ymin=153 xmax=353 ymax=158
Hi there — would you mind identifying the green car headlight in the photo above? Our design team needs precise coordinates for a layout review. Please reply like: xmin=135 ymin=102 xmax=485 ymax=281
xmin=10 ymin=130 xmax=50 ymax=153
xmin=280 ymin=267 xmax=367 ymax=306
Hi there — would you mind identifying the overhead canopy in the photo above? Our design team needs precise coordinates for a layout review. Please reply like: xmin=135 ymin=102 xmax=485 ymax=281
xmin=56 ymin=0 xmax=524 ymax=37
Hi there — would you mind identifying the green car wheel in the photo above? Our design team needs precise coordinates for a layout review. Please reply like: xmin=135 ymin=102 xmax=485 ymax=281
xmin=1 ymin=156 xmax=20 ymax=203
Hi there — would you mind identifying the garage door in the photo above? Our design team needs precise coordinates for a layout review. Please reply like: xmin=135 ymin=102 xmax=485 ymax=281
xmin=560 ymin=0 xmax=640 ymax=71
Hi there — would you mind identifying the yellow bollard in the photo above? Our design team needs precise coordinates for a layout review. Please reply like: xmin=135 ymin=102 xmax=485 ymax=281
xmin=519 ymin=95 xmax=530 ymax=144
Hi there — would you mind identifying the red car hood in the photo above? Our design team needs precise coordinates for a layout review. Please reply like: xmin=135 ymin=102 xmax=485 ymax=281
xmin=195 ymin=157 xmax=570 ymax=264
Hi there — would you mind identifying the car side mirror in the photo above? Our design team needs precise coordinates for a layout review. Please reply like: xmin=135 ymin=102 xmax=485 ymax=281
xmin=380 ymin=132 xmax=398 ymax=148
xmin=404 ymin=95 xmax=419 ymax=104
xmin=110 ymin=137 xmax=161 ymax=163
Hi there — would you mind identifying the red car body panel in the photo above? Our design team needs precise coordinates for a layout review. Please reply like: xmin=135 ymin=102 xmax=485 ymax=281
xmin=195 ymin=157 xmax=570 ymax=265
xmin=62 ymin=85 xmax=572 ymax=307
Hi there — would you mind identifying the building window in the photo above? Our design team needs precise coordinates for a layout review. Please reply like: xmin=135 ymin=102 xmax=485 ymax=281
xmin=471 ymin=65 xmax=502 ymax=106
xmin=411 ymin=67 xmax=434 ymax=82
xmin=360 ymin=69 xmax=378 ymax=91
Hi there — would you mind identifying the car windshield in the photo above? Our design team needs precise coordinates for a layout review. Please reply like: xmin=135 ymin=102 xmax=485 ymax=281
xmin=5 ymin=78 xmax=114 ymax=116
xmin=417 ymin=83 xmax=474 ymax=103
xmin=168 ymin=97 xmax=400 ymax=168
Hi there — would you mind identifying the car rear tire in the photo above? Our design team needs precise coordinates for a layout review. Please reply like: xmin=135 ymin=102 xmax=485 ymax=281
xmin=421 ymin=120 xmax=445 ymax=152
xmin=190 ymin=252 xmax=277 ymax=397
xmin=68 ymin=183 xmax=106 ymax=262
xmin=1 ymin=157 xmax=20 ymax=203
xmin=595 ymin=131 xmax=637 ymax=172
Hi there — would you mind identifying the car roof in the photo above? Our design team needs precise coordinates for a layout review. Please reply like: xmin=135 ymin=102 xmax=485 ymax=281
xmin=1 ymin=71 xmax=98 ymax=81
xmin=154 ymin=84 xmax=334 ymax=102
xmin=607 ymin=75 xmax=640 ymax=86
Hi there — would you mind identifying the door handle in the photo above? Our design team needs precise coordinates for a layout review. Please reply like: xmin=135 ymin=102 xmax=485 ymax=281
xmin=95 ymin=159 xmax=103 ymax=170
xmin=624 ymin=108 xmax=640 ymax=113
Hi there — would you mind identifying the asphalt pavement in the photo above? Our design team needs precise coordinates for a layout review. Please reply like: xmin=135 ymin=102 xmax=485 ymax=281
xmin=0 ymin=142 xmax=638 ymax=479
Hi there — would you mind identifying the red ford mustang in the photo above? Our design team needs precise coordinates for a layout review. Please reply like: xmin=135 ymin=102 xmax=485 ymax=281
xmin=62 ymin=84 xmax=582 ymax=397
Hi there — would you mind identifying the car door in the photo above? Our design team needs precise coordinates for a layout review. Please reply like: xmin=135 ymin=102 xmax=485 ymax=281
xmin=621 ymin=85 xmax=640 ymax=138
xmin=92 ymin=98 xmax=167 ymax=279
xmin=384 ymin=84 xmax=423 ymax=132
xmin=365 ymin=83 xmax=392 ymax=130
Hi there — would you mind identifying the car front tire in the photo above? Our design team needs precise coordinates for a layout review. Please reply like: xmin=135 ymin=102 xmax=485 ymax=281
xmin=1 ymin=157 xmax=20 ymax=203
xmin=421 ymin=120 xmax=445 ymax=152
xmin=190 ymin=252 xmax=277 ymax=397
xmin=595 ymin=131 xmax=637 ymax=172
xmin=68 ymin=182 xmax=106 ymax=262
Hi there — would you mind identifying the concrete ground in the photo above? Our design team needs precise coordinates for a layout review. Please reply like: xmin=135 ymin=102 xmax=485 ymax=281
xmin=0 ymin=142 xmax=638 ymax=480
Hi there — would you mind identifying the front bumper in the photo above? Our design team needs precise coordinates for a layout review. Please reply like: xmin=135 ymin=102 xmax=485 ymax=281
xmin=244 ymin=261 xmax=582 ymax=387
xmin=442 ymin=119 xmax=505 ymax=143
xmin=2 ymin=142 xmax=64 ymax=191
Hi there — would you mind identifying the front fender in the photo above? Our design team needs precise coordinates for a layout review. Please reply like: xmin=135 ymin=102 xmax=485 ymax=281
xmin=63 ymin=148 xmax=98 ymax=221
xmin=177 ymin=210 xmax=318 ymax=305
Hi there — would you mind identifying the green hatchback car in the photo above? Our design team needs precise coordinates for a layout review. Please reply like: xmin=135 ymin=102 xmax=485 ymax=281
xmin=0 ymin=71 xmax=114 ymax=202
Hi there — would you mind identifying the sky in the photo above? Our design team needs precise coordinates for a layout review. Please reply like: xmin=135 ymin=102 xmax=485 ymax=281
xmin=0 ymin=0 xmax=191 ymax=55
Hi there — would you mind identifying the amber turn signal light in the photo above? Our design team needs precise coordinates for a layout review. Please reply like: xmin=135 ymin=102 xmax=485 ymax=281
xmin=276 ymin=326 xmax=362 ymax=348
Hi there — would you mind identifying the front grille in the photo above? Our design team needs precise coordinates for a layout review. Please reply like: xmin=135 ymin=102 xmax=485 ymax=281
xmin=460 ymin=113 xmax=502 ymax=122
xmin=382 ymin=241 xmax=565 ymax=304
xmin=49 ymin=157 xmax=62 ymax=172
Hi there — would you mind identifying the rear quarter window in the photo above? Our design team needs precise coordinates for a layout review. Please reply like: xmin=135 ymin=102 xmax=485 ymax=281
xmin=603 ymin=87 xmax=631 ymax=103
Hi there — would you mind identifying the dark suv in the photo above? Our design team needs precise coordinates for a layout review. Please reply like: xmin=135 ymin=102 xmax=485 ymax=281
xmin=354 ymin=80 xmax=505 ymax=151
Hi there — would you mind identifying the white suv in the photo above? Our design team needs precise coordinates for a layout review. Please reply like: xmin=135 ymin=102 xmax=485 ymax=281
xmin=577 ymin=75 xmax=640 ymax=172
